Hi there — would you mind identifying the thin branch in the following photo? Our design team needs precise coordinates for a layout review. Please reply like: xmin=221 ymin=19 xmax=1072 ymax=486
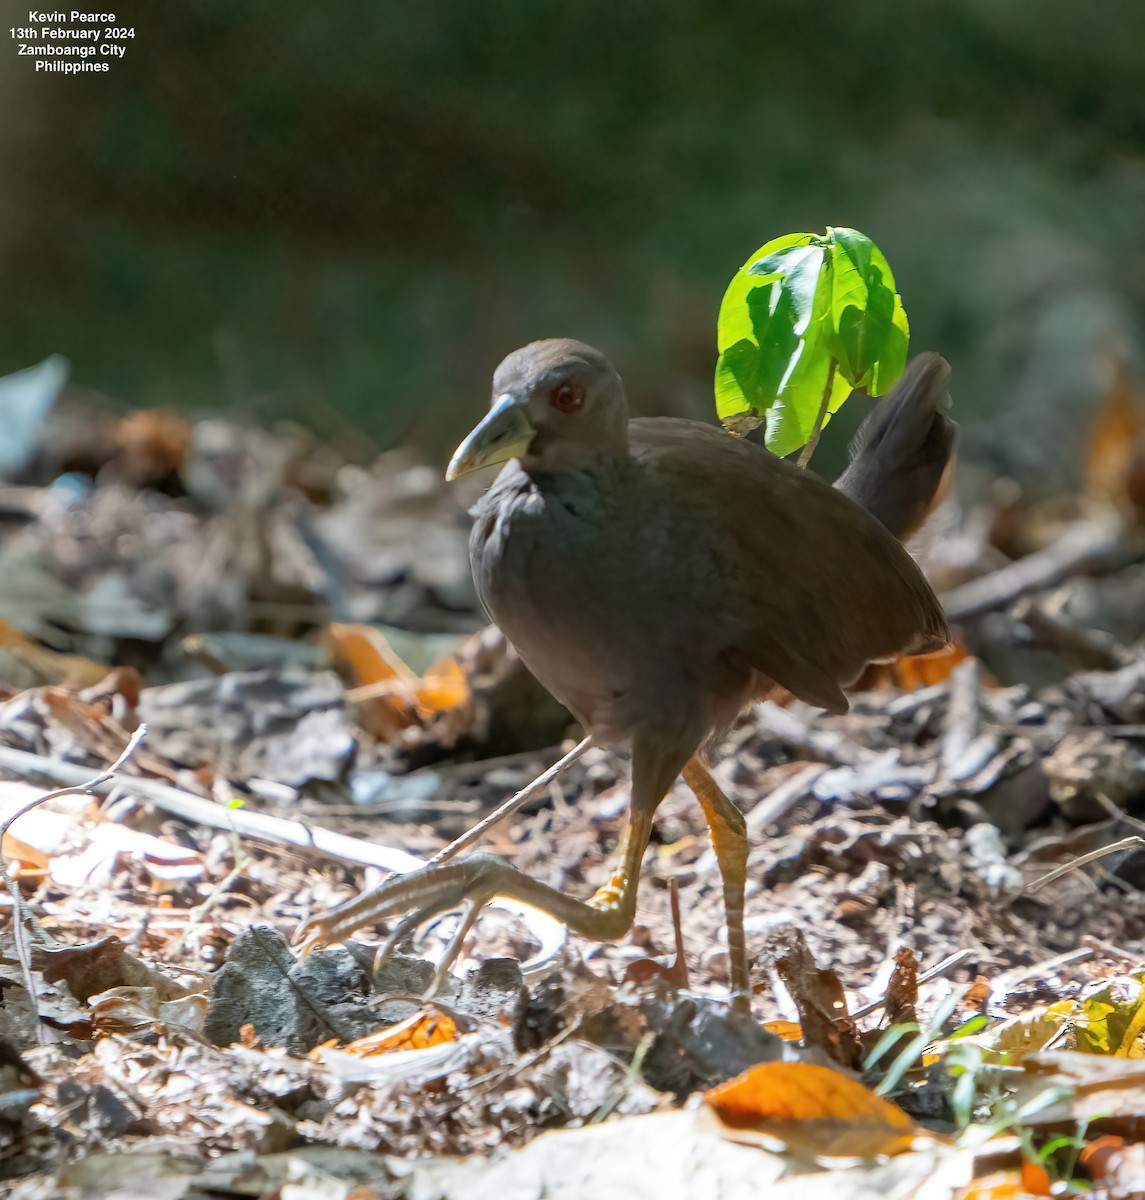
xmin=0 ymin=724 xmax=150 ymax=849
xmin=0 ymin=724 xmax=148 ymax=1044
xmin=1024 ymin=836 xmax=1145 ymax=895
xmin=940 ymin=514 xmax=1126 ymax=621
xmin=0 ymin=740 xmax=568 ymax=974
xmin=428 ymin=735 xmax=591 ymax=865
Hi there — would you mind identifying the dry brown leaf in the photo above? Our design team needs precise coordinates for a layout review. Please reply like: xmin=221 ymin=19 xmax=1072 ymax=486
xmin=883 ymin=946 xmax=920 ymax=1027
xmin=1008 ymin=1051 xmax=1145 ymax=1136
xmin=400 ymin=1108 xmax=976 ymax=1199
xmin=770 ymin=927 xmax=862 ymax=1069
xmin=955 ymin=1167 xmax=1049 ymax=1200
xmin=324 ymin=622 xmax=470 ymax=739
xmin=762 ymin=1020 xmax=804 ymax=1041
xmin=34 ymin=935 xmax=190 ymax=1003
xmin=0 ymin=619 xmax=109 ymax=689
xmin=1078 ymin=1135 xmax=1128 ymax=1181
xmin=343 ymin=1010 xmax=459 ymax=1055
xmin=89 ymin=985 xmax=208 ymax=1038
xmin=857 ymin=642 xmax=988 ymax=693
xmin=702 ymin=1061 xmax=933 ymax=1162
xmin=1081 ymin=1138 xmax=1145 ymax=1195
xmin=1084 ymin=354 xmax=1145 ymax=509
xmin=114 ymin=409 xmax=192 ymax=485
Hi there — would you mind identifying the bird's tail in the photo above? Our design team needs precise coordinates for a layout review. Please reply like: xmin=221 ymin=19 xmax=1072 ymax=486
xmin=833 ymin=352 xmax=956 ymax=543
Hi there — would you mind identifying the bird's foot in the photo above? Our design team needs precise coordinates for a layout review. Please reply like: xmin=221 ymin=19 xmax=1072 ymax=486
xmin=294 ymin=854 xmax=506 ymax=997
xmin=294 ymin=851 xmax=640 ymax=998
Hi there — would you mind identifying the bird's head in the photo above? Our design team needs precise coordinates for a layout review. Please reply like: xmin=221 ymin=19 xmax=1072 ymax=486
xmin=446 ymin=339 xmax=629 ymax=479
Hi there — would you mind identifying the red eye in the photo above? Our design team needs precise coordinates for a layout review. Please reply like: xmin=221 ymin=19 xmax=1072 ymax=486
xmin=550 ymin=381 xmax=585 ymax=413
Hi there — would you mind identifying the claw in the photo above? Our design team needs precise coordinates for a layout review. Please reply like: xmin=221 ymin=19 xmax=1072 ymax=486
xmin=293 ymin=826 xmax=653 ymax=993
xmin=294 ymin=854 xmax=508 ymax=971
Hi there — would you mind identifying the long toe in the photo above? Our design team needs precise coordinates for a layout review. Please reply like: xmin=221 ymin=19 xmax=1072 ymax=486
xmin=294 ymin=854 xmax=509 ymax=955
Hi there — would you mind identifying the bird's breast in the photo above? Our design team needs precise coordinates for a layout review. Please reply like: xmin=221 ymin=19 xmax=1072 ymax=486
xmin=468 ymin=463 xmax=749 ymax=741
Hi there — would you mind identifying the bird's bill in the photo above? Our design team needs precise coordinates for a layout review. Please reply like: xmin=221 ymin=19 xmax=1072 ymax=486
xmin=446 ymin=393 xmax=535 ymax=480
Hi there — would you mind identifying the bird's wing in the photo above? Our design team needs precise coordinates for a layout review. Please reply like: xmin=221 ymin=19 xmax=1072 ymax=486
xmin=629 ymin=418 xmax=949 ymax=714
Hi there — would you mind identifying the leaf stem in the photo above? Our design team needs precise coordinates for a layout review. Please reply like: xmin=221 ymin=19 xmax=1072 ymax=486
xmin=797 ymin=357 xmax=837 ymax=469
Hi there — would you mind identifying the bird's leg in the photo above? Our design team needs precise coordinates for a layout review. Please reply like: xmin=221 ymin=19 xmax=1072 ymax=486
xmin=680 ymin=757 xmax=751 ymax=1013
xmin=294 ymin=734 xmax=679 ymax=989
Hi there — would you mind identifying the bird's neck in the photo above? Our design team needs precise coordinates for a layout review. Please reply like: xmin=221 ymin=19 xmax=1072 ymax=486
xmin=522 ymin=425 xmax=629 ymax=476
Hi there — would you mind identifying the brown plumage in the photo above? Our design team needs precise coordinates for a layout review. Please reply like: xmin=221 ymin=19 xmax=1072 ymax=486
xmin=298 ymin=339 xmax=953 ymax=1008
xmin=469 ymin=341 xmax=948 ymax=746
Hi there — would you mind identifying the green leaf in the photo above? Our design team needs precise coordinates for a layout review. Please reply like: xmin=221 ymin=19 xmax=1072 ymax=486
xmin=714 ymin=226 xmax=910 ymax=456
xmin=716 ymin=232 xmax=812 ymax=354
xmin=866 ymin=292 xmax=910 ymax=396
xmin=1076 ymin=976 xmax=1145 ymax=1056
xmin=715 ymin=273 xmax=805 ymax=426
xmin=748 ymin=244 xmax=824 ymax=336
xmin=824 ymin=227 xmax=899 ymax=390
xmin=762 ymin=262 xmax=851 ymax=458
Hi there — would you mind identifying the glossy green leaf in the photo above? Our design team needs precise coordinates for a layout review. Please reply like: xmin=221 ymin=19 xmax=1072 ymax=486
xmin=714 ymin=226 xmax=911 ymax=455
xmin=865 ymin=291 xmax=910 ymax=396
xmin=825 ymin=227 xmax=901 ymax=391
xmin=715 ymin=232 xmax=824 ymax=442
xmin=747 ymin=243 xmax=824 ymax=337
xmin=716 ymin=232 xmax=812 ymax=354
xmin=1076 ymin=976 xmax=1145 ymax=1056
xmin=762 ymin=269 xmax=852 ymax=458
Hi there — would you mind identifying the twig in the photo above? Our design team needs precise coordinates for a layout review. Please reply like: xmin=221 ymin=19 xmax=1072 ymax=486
xmin=941 ymin=657 xmax=982 ymax=778
xmin=797 ymin=358 xmax=838 ymax=470
xmin=169 ymin=861 xmax=246 ymax=958
xmin=667 ymin=876 xmax=689 ymax=990
xmin=1023 ymin=836 xmax=1145 ymax=894
xmin=851 ymin=948 xmax=975 ymax=1019
xmin=0 ymin=741 xmax=435 ymax=873
xmin=939 ymin=514 xmax=1126 ymax=621
xmin=0 ymin=725 xmax=149 ymax=848
xmin=0 ymin=740 xmax=567 ymax=973
xmin=428 ymin=735 xmax=591 ymax=865
xmin=1094 ymin=792 xmax=1145 ymax=837
xmin=745 ymin=764 xmax=827 ymax=836
xmin=987 ymin=947 xmax=1094 ymax=1001
xmin=0 ymin=724 xmax=148 ymax=1044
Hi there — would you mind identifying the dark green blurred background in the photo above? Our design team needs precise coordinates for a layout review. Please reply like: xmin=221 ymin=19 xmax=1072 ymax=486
xmin=2 ymin=0 xmax=1143 ymax=488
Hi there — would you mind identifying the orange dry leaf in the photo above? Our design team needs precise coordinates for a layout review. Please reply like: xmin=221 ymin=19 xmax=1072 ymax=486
xmin=325 ymin=622 xmax=416 ymax=688
xmin=413 ymin=657 xmax=469 ymax=715
xmin=956 ymin=1172 xmax=1024 ymax=1200
xmin=1078 ymin=1135 xmax=1127 ymax=1180
xmin=857 ymin=641 xmax=989 ymax=693
xmin=323 ymin=623 xmax=469 ymax=739
xmin=1019 ymin=1160 xmax=1053 ymax=1196
xmin=702 ymin=1061 xmax=931 ymax=1161
xmin=0 ymin=619 xmax=109 ymax=689
xmin=762 ymin=1020 xmax=804 ymax=1041
xmin=956 ymin=1160 xmax=1052 ymax=1200
xmin=342 ymin=1010 xmax=459 ymax=1056
xmin=1084 ymin=354 xmax=1145 ymax=509
xmin=114 ymin=409 xmax=192 ymax=484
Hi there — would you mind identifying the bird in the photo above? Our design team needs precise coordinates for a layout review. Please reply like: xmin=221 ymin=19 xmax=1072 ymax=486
xmin=298 ymin=340 xmax=953 ymax=1008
